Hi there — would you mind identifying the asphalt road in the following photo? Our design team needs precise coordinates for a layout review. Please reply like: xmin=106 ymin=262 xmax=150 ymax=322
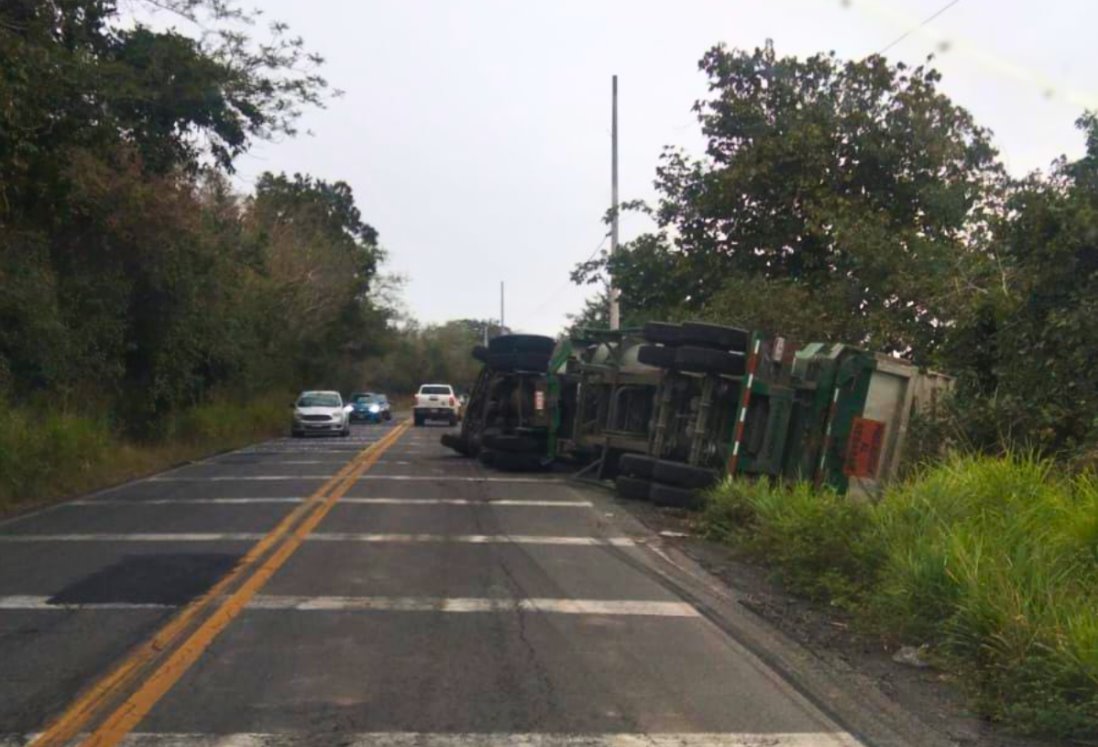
xmin=0 ymin=418 xmax=868 ymax=746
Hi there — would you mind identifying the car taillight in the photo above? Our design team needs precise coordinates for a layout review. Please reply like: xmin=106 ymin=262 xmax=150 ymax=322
xmin=449 ymin=397 xmax=456 ymax=406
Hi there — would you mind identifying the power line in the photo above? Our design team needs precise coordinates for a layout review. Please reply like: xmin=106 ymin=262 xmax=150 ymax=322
xmin=877 ymin=0 xmax=961 ymax=55
xmin=512 ymin=234 xmax=610 ymax=327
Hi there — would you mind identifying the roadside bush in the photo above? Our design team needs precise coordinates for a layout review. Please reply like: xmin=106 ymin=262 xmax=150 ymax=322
xmin=0 ymin=393 xmax=288 ymax=515
xmin=0 ymin=409 xmax=113 ymax=506
xmin=700 ymin=454 xmax=1098 ymax=739
xmin=165 ymin=392 xmax=288 ymax=445
xmin=870 ymin=454 xmax=1098 ymax=737
xmin=703 ymin=477 xmax=882 ymax=607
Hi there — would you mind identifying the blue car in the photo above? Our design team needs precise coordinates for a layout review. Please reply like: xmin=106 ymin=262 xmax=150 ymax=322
xmin=348 ymin=392 xmax=391 ymax=423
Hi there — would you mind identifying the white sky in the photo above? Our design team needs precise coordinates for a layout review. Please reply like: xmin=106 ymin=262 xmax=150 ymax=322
xmin=227 ymin=0 xmax=1098 ymax=335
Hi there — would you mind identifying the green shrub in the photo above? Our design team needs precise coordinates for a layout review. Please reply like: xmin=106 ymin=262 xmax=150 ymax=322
xmin=700 ymin=454 xmax=1098 ymax=739
xmin=0 ymin=410 xmax=114 ymax=504
xmin=703 ymin=477 xmax=882 ymax=606
xmin=0 ymin=392 xmax=288 ymax=514
xmin=870 ymin=454 xmax=1098 ymax=737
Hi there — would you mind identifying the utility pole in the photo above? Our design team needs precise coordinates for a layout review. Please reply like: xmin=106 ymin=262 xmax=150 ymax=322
xmin=608 ymin=74 xmax=621 ymax=330
xmin=500 ymin=281 xmax=505 ymax=334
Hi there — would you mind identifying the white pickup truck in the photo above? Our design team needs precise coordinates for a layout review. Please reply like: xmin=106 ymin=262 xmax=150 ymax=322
xmin=413 ymin=384 xmax=460 ymax=426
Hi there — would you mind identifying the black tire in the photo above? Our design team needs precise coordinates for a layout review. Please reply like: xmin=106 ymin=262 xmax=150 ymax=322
xmin=674 ymin=346 xmax=746 ymax=376
xmin=482 ymin=433 xmax=542 ymax=454
xmin=492 ymin=450 xmax=545 ymax=471
xmin=650 ymin=482 xmax=702 ymax=510
xmin=472 ymin=344 xmax=489 ymax=363
xmin=440 ymin=433 xmax=470 ymax=455
xmin=414 ymin=413 xmax=425 ymax=427
xmin=618 ymin=453 xmax=656 ymax=479
xmin=637 ymin=344 xmax=676 ymax=369
xmin=384 ymin=411 xmax=392 ymax=421
xmin=487 ymin=351 xmax=550 ymax=372
xmin=488 ymin=334 xmax=556 ymax=356
xmin=615 ymin=475 xmax=652 ymax=501
xmin=652 ymin=459 xmax=719 ymax=489
xmin=449 ymin=414 xmax=458 ymax=426
xmin=341 ymin=426 xmax=350 ymax=437
xmin=642 ymin=321 xmax=682 ymax=346
xmin=680 ymin=322 xmax=750 ymax=352
xmin=291 ymin=430 xmax=303 ymax=438
xmin=478 ymin=449 xmax=498 ymax=467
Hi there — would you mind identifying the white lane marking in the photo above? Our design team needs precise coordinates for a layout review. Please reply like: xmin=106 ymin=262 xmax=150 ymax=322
xmin=355 ymin=476 xmax=562 ymax=483
xmin=68 ymin=498 xmax=305 ymax=506
xmin=306 ymin=534 xmax=634 ymax=546
xmin=338 ymin=498 xmax=593 ymax=507
xmin=0 ymin=533 xmax=630 ymax=545
xmin=0 ymin=596 xmax=689 ymax=620
xmin=149 ymin=475 xmax=334 ymax=482
xmin=0 ymin=596 xmax=174 ymax=610
xmin=248 ymin=596 xmax=699 ymax=617
xmin=205 ymin=460 xmax=340 ymax=465
xmin=0 ymin=533 xmax=265 ymax=542
xmin=242 ymin=449 xmax=369 ymax=454
xmin=63 ymin=498 xmax=591 ymax=507
xmin=0 ymin=732 xmax=865 ymax=746
xmin=0 ymin=596 xmax=691 ymax=616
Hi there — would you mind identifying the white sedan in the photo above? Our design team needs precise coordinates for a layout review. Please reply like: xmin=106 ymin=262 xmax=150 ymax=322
xmin=291 ymin=390 xmax=350 ymax=437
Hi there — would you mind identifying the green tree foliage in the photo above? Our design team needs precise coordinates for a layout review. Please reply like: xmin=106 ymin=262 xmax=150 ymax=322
xmin=0 ymin=0 xmax=387 ymax=435
xmin=361 ymin=320 xmax=495 ymax=396
xmin=575 ymin=43 xmax=1002 ymax=360
xmin=947 ymin=116 xmax=1098 ymax=456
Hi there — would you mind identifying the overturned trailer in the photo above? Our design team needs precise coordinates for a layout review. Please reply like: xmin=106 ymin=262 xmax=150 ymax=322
xmin=443 ymin=322 xmax=950 ymax=505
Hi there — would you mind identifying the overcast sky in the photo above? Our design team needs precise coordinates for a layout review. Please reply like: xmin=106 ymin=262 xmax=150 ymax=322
xmin=227 ymin=0 xmax=1098 ymax=335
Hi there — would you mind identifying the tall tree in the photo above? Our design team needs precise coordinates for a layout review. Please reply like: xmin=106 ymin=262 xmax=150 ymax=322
xmin=947 ymin=115 xmax=1098 ymax=455
xmin=575 ymin=43 xmax=1003 ymax=360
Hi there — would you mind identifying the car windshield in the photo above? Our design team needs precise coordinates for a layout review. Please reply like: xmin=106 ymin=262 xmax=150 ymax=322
xmin=350 ymin=393 xmax=375 ymax=404
xmin=296 ymin=393 xmax=341 ymax=408
xmin=420 ymin=386 xmax=450 ymax=395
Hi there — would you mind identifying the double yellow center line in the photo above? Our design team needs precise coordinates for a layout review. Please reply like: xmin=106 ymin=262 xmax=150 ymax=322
xmin=32 ymin=421 xmax=410 ymax=747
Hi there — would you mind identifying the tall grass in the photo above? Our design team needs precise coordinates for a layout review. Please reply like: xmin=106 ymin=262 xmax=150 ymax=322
xmin=702 ymin=454 xmax=1098 ymax=739
xmin=0 ymin=393 xmax=289 ymax=515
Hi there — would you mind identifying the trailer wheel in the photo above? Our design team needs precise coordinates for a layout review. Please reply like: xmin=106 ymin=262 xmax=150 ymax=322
xmin=440 ymin=433 xmax=471 ymax=456
xmin=488 ymin=334 xmax=556 ymax=355
xmin=615 ymin=475 xmax=652 ymax=501
xmin=472 ymin=345 xmax=489 ymax=363
xmin=680 ymin=322 xmax=750 ymax=352
xmin=652 ymin=459 xmax=719 ymax=489
xmin=618 ymin=453 xmax=656 ymax=479
xmin=641 ymin=321 xmax=682 ymax=346
xmin=674 ymin=346 xmax=746 ymax=376
xmin=650 ymin=482 xmax=703 ymax=510
xmin=637 ymin=344 xmax=676 ymax=369
xmin=482 ymin=433 xmax=542 ymax=454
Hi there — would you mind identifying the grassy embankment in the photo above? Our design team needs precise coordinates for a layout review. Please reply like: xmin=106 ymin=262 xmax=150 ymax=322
xmin=701 ymin=454 xmax=1098 ymax=740
xmin=0 ymin=394 xmax=289 ymax=516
